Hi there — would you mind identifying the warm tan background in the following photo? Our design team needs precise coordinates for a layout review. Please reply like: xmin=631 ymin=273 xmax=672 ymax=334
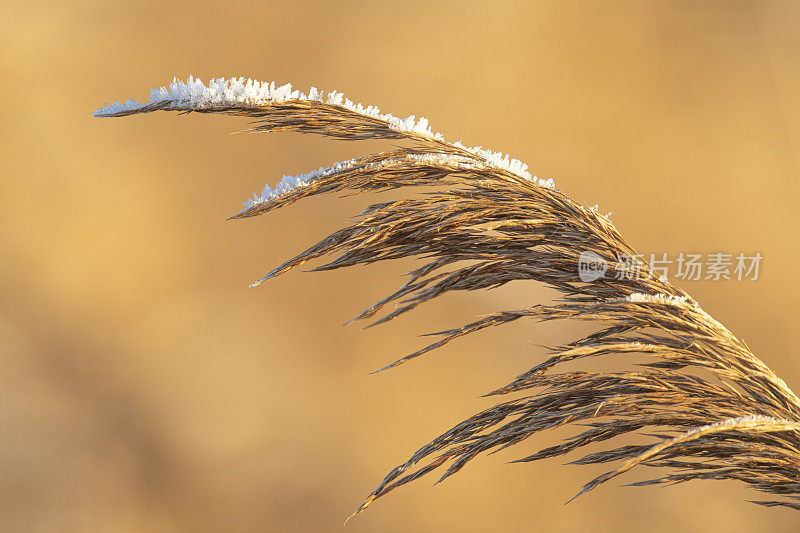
xmin=3 ymin=1 xmax=800 ymax=531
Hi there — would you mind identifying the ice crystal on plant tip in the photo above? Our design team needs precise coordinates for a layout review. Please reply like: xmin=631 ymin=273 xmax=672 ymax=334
xmin=92 ymin=76 xmax=549 ymax=187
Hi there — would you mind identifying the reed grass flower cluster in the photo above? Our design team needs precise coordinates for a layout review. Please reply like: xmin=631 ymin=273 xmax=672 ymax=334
xmin=94 ymin=76 xmax=800 ymax=517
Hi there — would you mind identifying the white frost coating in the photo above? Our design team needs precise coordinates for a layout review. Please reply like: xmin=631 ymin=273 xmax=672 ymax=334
xmin=90 ymin=76 xmax=444 ymax=140
xmin=93 ymin=76 xmax=313 ymax=116
xmin=240 ymin=152 xmax=486 ymax=211
xmin=92 ymin=76 xmax=554 ymax=186
xmin=242 ymin=158 xmax=363 ymax=208
xmin=618 ymin=293 xmax=691 ymax=306
xmin=451 ymin=140 xmax=545 ymax=185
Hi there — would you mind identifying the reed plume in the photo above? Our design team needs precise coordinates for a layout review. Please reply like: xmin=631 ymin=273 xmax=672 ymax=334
xmin=93 ymin=76 xmax=800 ymax=516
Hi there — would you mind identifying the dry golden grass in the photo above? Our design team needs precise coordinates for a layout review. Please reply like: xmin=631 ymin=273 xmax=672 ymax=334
xmin=93 ymin=77 xmax=800 ymax=519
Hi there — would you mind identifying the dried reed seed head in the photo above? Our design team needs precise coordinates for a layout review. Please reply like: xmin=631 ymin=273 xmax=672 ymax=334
xmin=93 ymin=76 xmax=800 ymax=516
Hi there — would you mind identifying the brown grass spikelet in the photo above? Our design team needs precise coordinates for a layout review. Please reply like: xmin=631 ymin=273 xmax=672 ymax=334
xmin=93 ymin=76 xmax=800 ymax=517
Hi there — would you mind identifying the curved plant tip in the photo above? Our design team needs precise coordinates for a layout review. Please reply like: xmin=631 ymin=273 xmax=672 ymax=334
xmin=94 ymin=76 xmax=800 ymax=518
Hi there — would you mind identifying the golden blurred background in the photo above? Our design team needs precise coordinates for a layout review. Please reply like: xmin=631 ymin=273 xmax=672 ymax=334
xmin=3 ymin=1 xmax=800 ymax=531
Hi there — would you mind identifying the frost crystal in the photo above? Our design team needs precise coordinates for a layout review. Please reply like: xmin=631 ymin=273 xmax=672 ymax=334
xmin=620 ymin=293 xmax=691 ymax=306
xmin=240 ymin=152 xmax=485 ymax=212
xmin=242 ymin=158 xmax=362 ymax=208
xmin=92 ymin=76 xmax=554 ymax=187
